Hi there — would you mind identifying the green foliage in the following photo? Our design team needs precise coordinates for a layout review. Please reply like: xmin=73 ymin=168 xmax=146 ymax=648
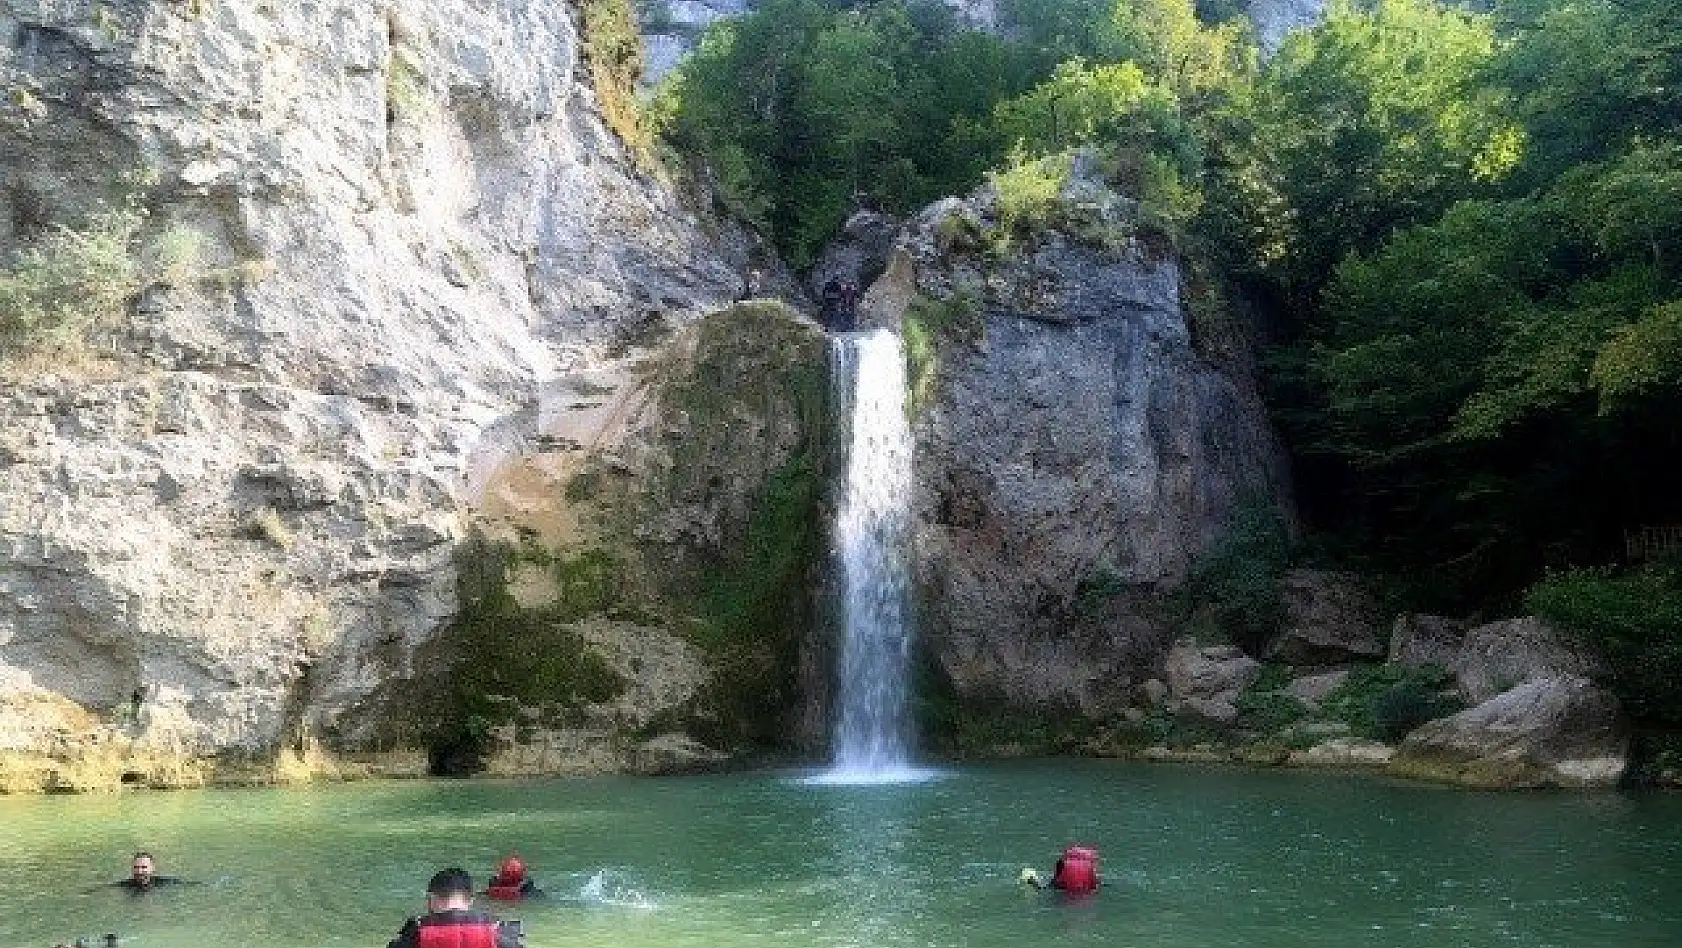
xmin=1528 ymin=564 xmax=1682 ymax=725
xmin=994 ymin=60 xmax=1170 ymax=154
xmin=1320 ymin=663 xmax=1461 ymax=741
xmin=1225 ymin=0 xmax=1682 ymax=611
xmin=1074 ymin=567 xmax=1128 ymax=618
xmin=1492 ymin=0 xmax=1682 ymax=182
xmin=1235 ymin=687 xmax=1307 ymax=734
xmin=657 ymin=0 xmax=1053 ymax=264
xmin=1209 ymin=0 xmax=1517 ymax=302
xmin=999 ymin=0 xmax=1132 ymax=68
xmin=0 ymin=203 xmax=143 ymax=349
xmin=581 ymin=0 xmax=654 ymax=165
xmin=990 ymin=150 xmax=1073 ymax=236
xmin=1184 ymin=499 xmax=1294 ymax=652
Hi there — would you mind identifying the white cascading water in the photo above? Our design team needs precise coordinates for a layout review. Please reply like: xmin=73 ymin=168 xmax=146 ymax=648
xmin=819 ymin=328 xmax=921 ymax=783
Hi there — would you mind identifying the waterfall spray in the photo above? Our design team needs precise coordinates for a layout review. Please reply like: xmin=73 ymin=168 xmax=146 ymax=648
xmin=818 ymin=327 xmax=922 ymax=783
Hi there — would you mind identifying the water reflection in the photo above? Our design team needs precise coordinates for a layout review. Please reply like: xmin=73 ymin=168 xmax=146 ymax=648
xmin=811 ymin=782 xmax=927 ymax=948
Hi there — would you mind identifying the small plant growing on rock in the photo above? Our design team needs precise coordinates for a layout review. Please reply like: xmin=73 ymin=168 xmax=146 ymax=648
xmin=0 ymin=203 xmax=144 ymax=349
xmin=990 ymin=149 xmax=1072 ymax=238
xmin=581 ymin=0 xmax=656 ymax=168
xmin=385 ymin=49 xmax=431 ymax=123
xmin=1321 ymin=663 xmax=1461 ymax=741
xmin=249 ymin=507 xmax=295 ymax=551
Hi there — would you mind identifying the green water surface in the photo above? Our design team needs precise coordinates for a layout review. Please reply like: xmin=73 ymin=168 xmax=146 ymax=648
xmin=1 ymin=761 xmax=1678 ymax=948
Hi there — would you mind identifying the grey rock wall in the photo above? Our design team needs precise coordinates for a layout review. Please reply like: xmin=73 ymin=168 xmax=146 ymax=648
xmin=0 ymin=0 xmax=749 ymax=785
xmin=864 ymin=160 xmax=1292 ymax=726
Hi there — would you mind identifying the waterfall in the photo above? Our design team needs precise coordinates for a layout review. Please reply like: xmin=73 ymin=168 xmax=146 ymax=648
xmin=820 ymin=328 xmax=920 ymax=782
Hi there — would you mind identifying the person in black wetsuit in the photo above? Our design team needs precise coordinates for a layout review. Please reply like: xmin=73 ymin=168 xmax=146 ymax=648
xmin=821 ymin=277 xmax=846 ymax=331
xmin=115 ymin=852 xmax=185 ymax=892
xmin=387 ymin=868 xmax=523 ymax=948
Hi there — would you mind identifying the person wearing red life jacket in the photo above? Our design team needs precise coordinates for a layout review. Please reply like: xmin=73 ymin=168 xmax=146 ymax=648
xmin=485 ymin=856 xmax=542 ymax=901
xmin=387 ymin=868 xmax=523 ymax=948
xmin=1051 ymin=845 xmax=1100 ymax=893
xmin=1021 ymin=845 xmax=1102 ymax=895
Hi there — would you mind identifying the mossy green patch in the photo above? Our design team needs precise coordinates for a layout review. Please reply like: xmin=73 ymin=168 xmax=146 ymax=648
xmin=416 ymin=535 xmax=628 ymax=775
xmin=1320 ymin=663 xmax=1462 ymax=742
xmin=904 ymin=291 xmax=981 ymax=419
xmin=581 ymin=0 xmax=655 ymax=168
xmin=646 ymin=303 xmax=830 ymax=749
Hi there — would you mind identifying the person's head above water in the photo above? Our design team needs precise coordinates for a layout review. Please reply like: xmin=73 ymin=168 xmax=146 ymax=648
xmin=425 ymin=868 xmax=475 ymax=912
xmin=129 ymin=853 xmax=155 ymax=886
xmin=497 ymin=856 xmax=526 ymax=883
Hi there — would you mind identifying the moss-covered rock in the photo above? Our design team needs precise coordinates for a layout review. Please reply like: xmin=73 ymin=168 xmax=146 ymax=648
xmin=345 ymin=302 xmax=831 ymax=774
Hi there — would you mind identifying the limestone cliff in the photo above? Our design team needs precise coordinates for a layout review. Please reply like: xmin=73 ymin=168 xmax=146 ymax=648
xmin=0 ymin=0 xmax=767 ymax=790
xmin=859 ymin=155 xmax=1292 ymax=750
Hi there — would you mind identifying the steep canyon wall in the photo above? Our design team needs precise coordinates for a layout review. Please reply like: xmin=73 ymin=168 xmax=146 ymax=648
xmin=0 ymin=0 xmax=770 ymax=789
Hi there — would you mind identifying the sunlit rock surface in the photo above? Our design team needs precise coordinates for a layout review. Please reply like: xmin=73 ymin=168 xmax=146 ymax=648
xmin=0 ymin=0 xmax=753 ymax=788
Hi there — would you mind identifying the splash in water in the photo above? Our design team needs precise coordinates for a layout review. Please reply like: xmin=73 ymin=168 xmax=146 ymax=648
xmin=575 ymin=869 xmax=656 ymax=909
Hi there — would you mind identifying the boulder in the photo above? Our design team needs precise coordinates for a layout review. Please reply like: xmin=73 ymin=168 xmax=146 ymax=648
xmin=1389 ymin=677 xmax=1628 ymax=789
xmin=1289 ymin=738 xmax=1394 ymax=767
xmin=1177 ymin=696 xmax=1240 ymax=727
xmin=1270 ymin=570 xmax=1385 ymax=665
xmin=1388 ymin=614 xmax=1467 ymax=669
xmin=629 ymin=733 xmax=729 ymax=776
xmin=809 ymin=210 xmax=901 ymax=307
xmin=1286 ymin=669 xmax=1349 ymax=710
xmin=1451 ymin=617 xmax=1600 ymax=704
xmin=1165 ymin=644 xmax=1261 ymax=703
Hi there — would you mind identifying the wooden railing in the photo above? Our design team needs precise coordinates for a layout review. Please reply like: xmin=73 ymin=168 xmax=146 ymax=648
xmin=1626 ymin=525 xmax=1682 ymax=562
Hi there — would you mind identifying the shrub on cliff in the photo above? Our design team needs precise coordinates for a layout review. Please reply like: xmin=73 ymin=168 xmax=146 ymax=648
xmin=1528 ymin=563 xmax=1682 ymax=725
xmin=0 ymin=203 xmax=143 ymax=349
xmin=1321 ymin=663 xmax=1462 ymax=742
xmin=1183 ymin=499 xmax=1294 ymax=653
xmin=582 ymin=0 xmax=654 ymax=165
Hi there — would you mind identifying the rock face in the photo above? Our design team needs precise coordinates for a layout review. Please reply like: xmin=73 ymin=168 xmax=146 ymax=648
xmin=0 ymin=0 xmax=768 ymax=789
xmin=1269 ymin=569 xmax=1385 ymax=665
xmin=1391 ymin=677 xmax=1629 ymax=789
xmin=810 ymin=210 xmax=900 ymax=304
xmin=872 ymin=157 xmax=1292 ymax=731
xmin=1451 ymin=617 xmax=1601 ymax=704
xmin=1389 ymin=614 xmax=1467 ymax=669
xmin=641 ymin=0 xmax=754 ymax=84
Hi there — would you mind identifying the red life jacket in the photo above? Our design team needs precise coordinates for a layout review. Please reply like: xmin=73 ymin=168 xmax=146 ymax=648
xmin=486 ymin=879 xmax=524 ymax=901
xmin=415 ymin=913 xmax=501 ymax=948
xmin=1055 ymin=846 xmax=1099 ymax=894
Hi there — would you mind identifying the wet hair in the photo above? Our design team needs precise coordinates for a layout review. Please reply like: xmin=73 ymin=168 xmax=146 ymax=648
xmin=426 ymin=868 xmax=473 ymax=897
xmin=132 ymin=852 xmax=153 ymax=863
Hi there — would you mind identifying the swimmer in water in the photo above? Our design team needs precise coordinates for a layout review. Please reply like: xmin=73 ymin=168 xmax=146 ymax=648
xmin=486 ymin=855 xmax=543 ymax=901
xmin=114 ymin=852 xmax=186 ymax=892
xmin=1020 ymin=845 xmax=1101 ymax=894
xmin=387 ymin=868 xmax=524 ymax=948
